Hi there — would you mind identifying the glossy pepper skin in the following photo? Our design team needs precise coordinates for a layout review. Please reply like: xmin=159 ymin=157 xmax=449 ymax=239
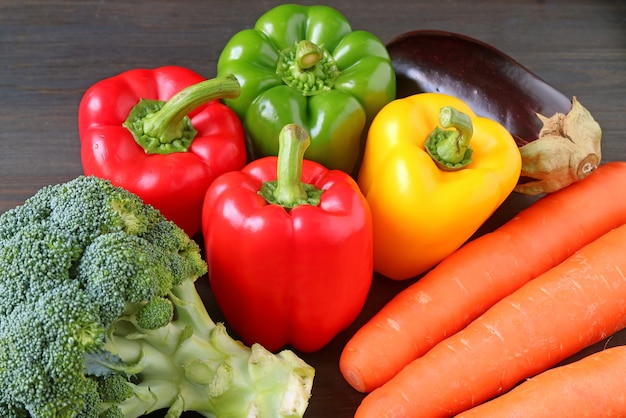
xmin=202 ymin=124 xmax=373 ymax=353
xmin=79 ymin=66 xmax=246 ymax=237
xmin=216 ymin=4 xmax=396 ymax=175
xmin=359 ymin=93 xmax=522 ymax=280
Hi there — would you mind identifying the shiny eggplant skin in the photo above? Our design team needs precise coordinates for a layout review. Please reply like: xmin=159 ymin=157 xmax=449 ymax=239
xmin=386 ymin=30 xmax=573 ymax=146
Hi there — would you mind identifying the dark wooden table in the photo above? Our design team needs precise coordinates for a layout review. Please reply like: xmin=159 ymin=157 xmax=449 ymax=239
xmin=2 ymin=1 xmax=625 ymax=416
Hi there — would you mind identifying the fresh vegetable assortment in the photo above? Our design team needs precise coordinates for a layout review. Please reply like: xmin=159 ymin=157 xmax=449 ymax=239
xmin=78 ymin=66 xmax=247 ymax=237
xmin=386 ymin=30 xmax=603 ymax=195
xmin=341 ymin=161 xmax=626 ymax=393
xmin=202 ymin=124 xmax=373 ymax=353
xmin=4 ymin=3 xmax=626 ymax=418
xmin=216 ymin=3 xmax=396 ymax=174
xmin=358 ymin=92 xmax=521 ymax=280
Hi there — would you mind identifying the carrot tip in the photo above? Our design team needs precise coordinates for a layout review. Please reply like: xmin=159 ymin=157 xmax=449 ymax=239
xmin=342 ymin=368 xmax=367 ymax=393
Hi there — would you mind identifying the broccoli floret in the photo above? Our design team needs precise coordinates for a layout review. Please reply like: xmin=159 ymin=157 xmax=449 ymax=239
xmin=134 ymin=297 xmax=174 ymax=330
xmin=96 ymin=374 xmax=134 ymax=405
xmin=0 ymin=176 xmax=314 ymax=418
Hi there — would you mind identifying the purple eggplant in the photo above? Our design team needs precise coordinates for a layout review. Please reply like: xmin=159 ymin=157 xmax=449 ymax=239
xmin=386 ymin=30 xmax=602 ymax=195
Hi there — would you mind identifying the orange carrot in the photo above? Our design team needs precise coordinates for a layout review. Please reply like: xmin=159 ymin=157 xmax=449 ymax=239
xmin=456 ymin=345 xmax=626 ymax=418
xmin=354 ymin=223 xmax=626 ymax=418
xmin=340 ymin=162 xmax=626 ymax=393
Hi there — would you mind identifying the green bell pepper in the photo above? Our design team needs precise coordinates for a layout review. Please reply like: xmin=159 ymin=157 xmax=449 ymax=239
xmin=217 ymin=4 xmax=396 ymax=174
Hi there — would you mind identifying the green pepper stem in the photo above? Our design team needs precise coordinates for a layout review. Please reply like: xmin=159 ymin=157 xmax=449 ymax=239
xmin=296 ymin=41 xmax=323 ymax=70
xmin=275 ymin=40 xmax=340 ymax=97
xmin=424 ymin=106 xmax=474 ymax=170
xmin=258 ymin=124 xmax=324 ymax=209
xmin=124 ymin=75 xmax=240 ymax=155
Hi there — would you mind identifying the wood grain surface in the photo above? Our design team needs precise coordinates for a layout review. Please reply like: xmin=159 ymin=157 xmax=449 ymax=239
xmin=1 ymin=1 xmax=625 ymax=416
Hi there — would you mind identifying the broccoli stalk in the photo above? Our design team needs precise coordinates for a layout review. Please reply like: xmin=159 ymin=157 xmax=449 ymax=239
xmin=0 ymin=176 xmax=314 ymax=418
xmin=94 ymin=277 xmax=314 ymax=418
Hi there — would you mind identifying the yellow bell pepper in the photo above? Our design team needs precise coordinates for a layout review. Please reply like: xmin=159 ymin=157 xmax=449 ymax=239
xmin=358 ymin=93 xmax=522 ymax=280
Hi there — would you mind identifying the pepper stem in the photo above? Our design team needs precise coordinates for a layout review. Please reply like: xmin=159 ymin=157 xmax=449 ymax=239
xmin=276 ymin=40 xmax=340 ymax=96
xmin=296 ymin=41 xmax=323 ymax=69
xmin=424 ymin=106 xmax=474 ymax=170
xmin=123 ymin=75 xmax=240 ymax=155
xmin=274 ymin=124 xmax=309 ymax=205
xmin=259 ymin=124 xmax=324 ymax=209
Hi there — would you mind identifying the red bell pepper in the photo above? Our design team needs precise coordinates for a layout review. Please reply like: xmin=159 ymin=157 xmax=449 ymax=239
xmin=202 ymin=124 xmax=373 ymax=353
xmin=78 ymin=66 xmax=246 ymax=237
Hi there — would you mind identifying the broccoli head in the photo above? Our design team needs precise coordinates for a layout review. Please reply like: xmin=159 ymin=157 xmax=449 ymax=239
xmin=0 ymin=176 xmax=314 ymax=418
